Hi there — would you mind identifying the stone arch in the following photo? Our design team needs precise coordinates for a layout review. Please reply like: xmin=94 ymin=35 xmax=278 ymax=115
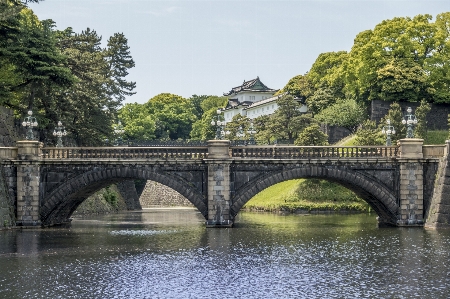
xmin=230 ymin=165 xmax=399 ymax=225
xmin=40 ymin=166 xmax=207 ymax=226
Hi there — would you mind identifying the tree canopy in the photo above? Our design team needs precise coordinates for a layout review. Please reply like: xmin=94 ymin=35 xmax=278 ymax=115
xmin=0 ymin=2 xmax=136 ymax=145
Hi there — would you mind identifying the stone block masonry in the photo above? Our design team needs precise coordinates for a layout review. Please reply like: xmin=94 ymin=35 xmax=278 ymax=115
xmin=139 ymin=180 xmax=192 ymax=207
xmin=425 ymin=141 xmax=450 ymax=228
xmin=371 ymin=99 xmax=450 ymax=129
xmin=0 ymin=166 xmax=14 ymax=228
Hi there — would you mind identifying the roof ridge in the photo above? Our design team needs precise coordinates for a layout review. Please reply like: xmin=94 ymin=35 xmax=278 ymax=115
xmin=223 ymin=77 xmax=277 ymax=96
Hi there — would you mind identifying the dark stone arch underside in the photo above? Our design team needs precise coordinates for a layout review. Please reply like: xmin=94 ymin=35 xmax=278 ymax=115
xmin=230 ymin=165 xmax=399 ymax=225
xmin=40 ymin=166 xmax=207 ymax=226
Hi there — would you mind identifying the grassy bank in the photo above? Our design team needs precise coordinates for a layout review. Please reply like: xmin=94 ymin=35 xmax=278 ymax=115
xmin=244 ymin=179 xmax=370 ymax=213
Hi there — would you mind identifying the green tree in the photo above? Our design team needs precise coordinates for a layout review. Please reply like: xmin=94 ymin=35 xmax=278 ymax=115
xmin=379 ymin=102 xmax=405 ymax=144
xmin=355 ymin=120 xmax=384 ymax=146
xmin=118 ymin=102 xmax=156 ymax=141
xmin=224 ymin=114 xmax=250 ymax=140
xmin=252 ymin=115 xmax=272 ymax=144
xmin=190 ymin=95 xmax=227 ymax=140
xmin=414 ymin=99 xmax=431 ymax=139
xmin=426 ymin=12 xmax=450 ymax=103
xmin=314 ymin=98 xmax=366 ymax=133
xmin=268 ymin=94 xmax=306 ymax=140
xmin=305 ymin=86 xmax=336 ymax=116
xmin=276 ymin=74 xmax=313 ymax=103
xmin=105 ymin=32 xmax=136 ymax=107
xmin=188 ymin=94 xmax=209 ymax=119
xmin=145 ymin=93 xmax=197 ymax=139
xmin=294 ymin=124 xmax=328 ymax=146
xmin=0 ymin=9 xmax=74 ymax=113
xmin=54 ymin=27 xmax=112 ymax=145
xmin=343 ymin=13 xmax=450 ymax=104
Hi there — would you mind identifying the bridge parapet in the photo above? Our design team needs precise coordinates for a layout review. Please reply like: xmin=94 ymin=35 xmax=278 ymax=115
xmin=0 ymin=147 xmax=17 ymax=160
xmin=231 ymin=145 xmax=399 ymax=159
xmin=42 ymin=146 xmax=209 ymax=160
xmin=423 ymin=145 xmax=446 ymax=158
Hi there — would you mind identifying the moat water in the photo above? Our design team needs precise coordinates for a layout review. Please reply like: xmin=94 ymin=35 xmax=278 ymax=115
xmin=1 ymin=209 xmax=450 ymax=299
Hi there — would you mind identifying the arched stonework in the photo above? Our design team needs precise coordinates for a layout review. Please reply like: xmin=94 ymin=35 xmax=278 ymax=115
xmin=40 ymin=166 xmax=207 ymax=226
xmin=230 ymin=165 xmax=399 ymax=225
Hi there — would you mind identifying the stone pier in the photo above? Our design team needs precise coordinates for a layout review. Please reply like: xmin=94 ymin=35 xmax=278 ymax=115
xmin=205 ymin=140 xmax=233 ymax=227
xmin=16 ymin=141 xmax=42 ymax=226
xmin=397 ymin=139 xmax=424 ymax=226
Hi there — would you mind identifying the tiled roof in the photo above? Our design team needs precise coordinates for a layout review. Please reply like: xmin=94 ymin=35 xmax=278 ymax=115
xmin=223 ymin=76 xmax=278 ymax=96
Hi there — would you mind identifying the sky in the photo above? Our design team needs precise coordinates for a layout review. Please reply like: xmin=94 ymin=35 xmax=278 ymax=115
xmin=29 ymin=0 xmax=449 ymax=105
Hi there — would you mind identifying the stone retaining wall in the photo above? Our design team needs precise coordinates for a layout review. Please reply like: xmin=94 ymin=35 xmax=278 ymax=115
xmin=321 ymin=124 xmax=352 ymax=144
xmin=0 ymin=167 xmax=14 ymax=228
xmin=72 ymin=185 xmax=128 ymax=216
xmin=139 ymin=180 xmax=192 ymax=207
xmin=371 ymin=100 xmax=450 ymax=129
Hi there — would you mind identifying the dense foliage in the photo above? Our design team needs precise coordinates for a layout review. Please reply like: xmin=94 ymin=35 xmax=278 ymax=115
xmin=0 ymin=1 xmax=135 ymax=145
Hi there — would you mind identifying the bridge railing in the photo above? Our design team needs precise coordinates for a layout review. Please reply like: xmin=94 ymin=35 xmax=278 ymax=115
xmin=0 ymin=147 xmax=18 ymax=160
xmin=42 ymin=146 xmax=209 ymax=160
xmin=423 ymin=145 xmax=446 ymax=158
xmin=230 ymin=145 xmax=399 ymax=159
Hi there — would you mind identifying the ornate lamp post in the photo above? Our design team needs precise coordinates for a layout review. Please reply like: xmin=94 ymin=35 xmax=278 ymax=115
xmin=381 ymin=119 xmax=395 ymax=146
xmin=211 ymin=109 xmax=225 ymax=140
xmin=114 ymin=120 xmax=125 ymax=146
xmin=402 ymin=107 xmax=418 ymax=138
xmin=53 ymin=121 xmax=67 ymax=147
xmin=21 ymin=110 xmax=38 ymax=140
xmin=247 ymin=122 xmax=256 ymax=145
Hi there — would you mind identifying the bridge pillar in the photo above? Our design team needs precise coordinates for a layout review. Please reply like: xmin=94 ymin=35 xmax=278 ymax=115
xmin=206 ymin=140 xmax=233 ymax=228
xmin=16 ymin=141 xmax=42 ymax=227
xmin=397 ymin=138 xmax=424 ymax=226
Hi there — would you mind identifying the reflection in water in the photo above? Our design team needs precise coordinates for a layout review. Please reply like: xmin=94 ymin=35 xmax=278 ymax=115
xmin=0 ymin=209 xmax=450 ymax=298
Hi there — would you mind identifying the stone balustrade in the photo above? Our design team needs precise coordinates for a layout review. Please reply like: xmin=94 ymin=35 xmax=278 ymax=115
xmin=0 ymin=147 xmax=17 ymax=160
xmin=231 ymin=145 xmax=399 ymax=159
xmin=41 ymin=146 xmax=209 ymax=160
xmin=423 ymin=145 xmax=446 ymax=158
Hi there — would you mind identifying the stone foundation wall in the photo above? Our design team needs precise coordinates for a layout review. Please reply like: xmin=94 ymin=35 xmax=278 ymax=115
xmin=139 ymin=180 xmax=192 ymax=207
xmin=321 ymin=124 xmax=352 ymax=144
xmin=72 ymin=185 xmax=128 ymax=216
xmin=371 ymin=100 xmax=450 ymax=130
xmin=0 ymin=167 xmax=15 ymax=228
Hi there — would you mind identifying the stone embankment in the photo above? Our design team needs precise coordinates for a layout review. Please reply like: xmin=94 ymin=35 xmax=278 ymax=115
xmin=139 ymin=181 xmax=192 ymax=207
xmin=72 ymin=185 xmax=127 ymax=216
xmin=426 ymin=141 xmax=450 ymax=228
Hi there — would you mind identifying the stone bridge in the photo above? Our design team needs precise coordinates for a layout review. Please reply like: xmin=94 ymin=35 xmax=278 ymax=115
xmin=0 ymin=139 xmax=448 ymax=228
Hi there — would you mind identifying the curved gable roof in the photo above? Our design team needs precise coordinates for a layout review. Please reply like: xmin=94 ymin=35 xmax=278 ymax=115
xmin=223 ymin=76 xmax=278 ymax=96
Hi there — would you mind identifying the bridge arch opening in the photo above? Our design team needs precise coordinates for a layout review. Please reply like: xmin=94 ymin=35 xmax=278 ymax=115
xmin=230 ymin=166 xmax=399 ymax=226
xmin=40 ymin=167 xmax=207 ymax=226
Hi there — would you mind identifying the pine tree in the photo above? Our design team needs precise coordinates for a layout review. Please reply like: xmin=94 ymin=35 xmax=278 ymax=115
xmin=414 ymin=99 xmax=431 ymax=139
xmin=105 ymin=33 xmax=136 ymax=107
